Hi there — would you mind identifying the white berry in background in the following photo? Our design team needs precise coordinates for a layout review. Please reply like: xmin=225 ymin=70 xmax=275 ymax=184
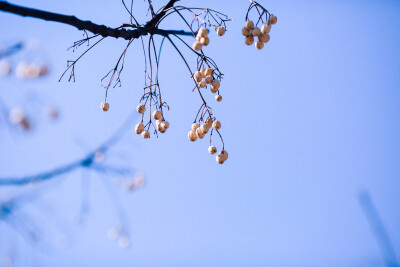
xmin=245 ymin=20 xmax=254 ymax=30
xmin=194 ymin=71 xmax=202 ymax=82
xmin=136 ymin=104 xmax=146 ymax=114
xmin=9 ymin=107 xmax=24 ymax=124
xmin=196 ymin=127 xmax=205 ymax=139
xmin=261 ymin=23 xmax=271 ymax=34
xmin=216 ymin=153 xmax=225 ymax=164
xmin=101 ymin=102 xmax=110 ymax=111
xmin=0 ymin=60 xmax=11 ymax=76
xmin=135 ymin=123 xmax=144 ymax=134
xmin=205 ymin=68 xmax=213 ymax=76
xmin=216 ymin=26 xmax=226 ymax=36
xmin=188 ymin=130 xmax=198 ymax=141
xmin=252 ymin=27 xmax=261 ymax=37
xmin=212 ymin=120 xmax=221 ymax=130
xmin=215 ymin=95 xmax=222 ymax=102
xmin=258 ymin=34 xmax=270 ymax=43
xmin=153 ymin=110 xmax=162 ymax=120
xmin=208 ymin=146 xmax=217 ymax=154
xmin=141 ymin=130 xmax=150 ymax=139
xmin=198 ymin=27 xmax=208 ymax=38
xmin=242 ymin=27 xmax=250 ymax=36
xmin=205 ymin=75 xmax=213 ymax=84
xmin=269 ymin=14 xmax=278 ymax=25
xmin=255 ymin=40 xmax=264 ymax=50
xmin=200 ymin=37 xmax=209 ymax=46
xmin=199 ymin=80 xmax=206 ymax=88
xmin=192 ymin=42 xmax=202 ymax=51
xmin=245 ymin=36 xmax=254 ymax=45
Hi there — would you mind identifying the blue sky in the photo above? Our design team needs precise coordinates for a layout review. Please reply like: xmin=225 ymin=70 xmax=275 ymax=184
xmin=0 ymin=0 xmax=400 ymax=266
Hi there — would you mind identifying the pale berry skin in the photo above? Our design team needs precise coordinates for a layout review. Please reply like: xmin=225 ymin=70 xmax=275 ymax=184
xmin=135 ymin=123 xmax=144 ymax=134
xmin=208 ymin=146 xmax=217 ymax=154
xmin=211 ymin=80 xmax=220 ymax=90
xmin=199 ymin=80 xmax=206 ymax=88
xmin=141 ymin=130 xmax=150 ymax=139
xmin=252 ymin=27 xmax=261 ymax=37
xmin=200 ymin=37 xmax=210 ymax=46
xmin=255 ymin=40 xmax=264 ymax=50
xmin=201 ymin=68 xmax=206 ymax=78
xmin=101 ymin=102 xmax=110 ymax=111
xmin=161 ymin=121 xmax=170 ymax=130
xmin=205 ymin=68 xmax=213 ymax=76
xmin=196 ymin=127 xmax=205 ymax=138
xmin=269 ymin=15 xmax=278 ymax=25
xmin=205 ymin=118 xmax=213 ymax=128
xmin=245 ymin=20 xmax=254 ymax=30
xmin=137 ymin=104 xmax=146 ymax=114
xmin=215 ymin=95 xmax=222 ymax=102
xmin=211 ymin=87 xmax=218 ymax=94
xmin=245 ymin=36 xmax=254 ymax=45
xmin=221 ymin=150 xmax=229 ymax=161
xmin=242 ymin=27 xmax=251 ymax=36
xmin=192 ymin=123 xmax=200 ymax=131
xmin=200 ymin=123 xmax=210 ymax=134
xmin=205 ymin=76 xmax=213 ymax=84
xmin=194 ymin=71 xmax=202 ymax=82
xmin=153 ymin=110 xmax=162 ymax=120
xmin=188 ymin=130 xmax=198 ymax=141
xmin=212 ymin=120 xmax=221 ymax=130
xmin=216 ymin=153 xmax=225 ymax=164
xmin=259 ymin=34 xmax=270 ymax=44
xmin=261 ymin=23 xmax=271 ymax=34
xmin=216 ymin=26 xmax=226 ymax=36
xmin=192 ymin=42 xmax=202 ymax=51
xmin=198 ymin=27 xmax=208 ymax=38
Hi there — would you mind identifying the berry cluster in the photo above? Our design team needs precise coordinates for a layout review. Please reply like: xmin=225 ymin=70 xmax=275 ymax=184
xmin=193 ymin=67 xmax=222 ymax=100
xmin=192 ymin=25 xmax=226 ymax=51
xmin=134 ymin=105 xmax=170 ymax=139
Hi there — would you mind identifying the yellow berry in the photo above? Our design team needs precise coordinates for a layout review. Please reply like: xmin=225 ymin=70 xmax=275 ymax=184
xmin=194 ymin=71 xmax=202 ymax=82
xmin=242 ymin=27 xmax=250 ymax=36
xmin=216 ymin=153 xmax=225 ymax=164
xmin=205 ymin=68 xmax=213 ymax=76
xmin=198 ymin=27 xmax=208 ymax=38
xmin=101 ymin=102 xmax=109 ymax=112
xmin=258 ymin=34 xmax=270 ymax=43
xmin=188 ymin=130 xmax=198 ymax=141
xmin=208 ymin=146 xmax=217 ymax=154
xmin=252 ymin=27 xmax=261 ymax=37
xmin=245 ymin=36 xmax=254 ymax=45
xmin=261 ymin=23 xmax=271 ymax=34
xmin=269 ymin=15 xmax=277 ymax=25
xmin=135 ymin=123 xmax=144 ymax=134
xmin=212 ymin=120 xmax=221 ymax=130
xmin=137 ymin=104 xmax=146 ymax=114
xmin=255 ymin=40 xmax=264 ymax=50
xmin=205 ymin=75 xmax=213 ymax=84
xmin=199 ymin=80 xmax=206 ymax=88
xmin=245 ymin=20 xmax=254 ymax=30
xmin=215 ymin=95 xmax=222 ymax=102
xmin=216 ymin=26 xmax=226 ymax=36
xmin=192 ymin=123 xmax=200 ymax=131
xmin=196 ymin=127 xmax=205 ymax=139
xmin=141 ymin=130 xmax=150 ymax=139
xmin=152 ymin=110 xmax=162 ymax=120
xmin=192 ymin=42 xmax=202 ymax=51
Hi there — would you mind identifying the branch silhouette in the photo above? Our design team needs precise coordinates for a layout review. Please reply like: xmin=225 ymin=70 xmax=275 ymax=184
xmin=0 ymin=1 xmax=191 ymax=40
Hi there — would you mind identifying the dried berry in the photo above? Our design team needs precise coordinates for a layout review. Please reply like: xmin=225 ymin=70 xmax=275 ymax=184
xmin=242 ymin=27 xmax=251 ymax=36
xmin=211 ymin=79 xmax=220 ymax=90
xmin=245 ymin=36 xmax=254 ymax=45
xmin=194 ymin=71 xmax=202 ymax=82
xmin=152 ymin=110 xmax=162 ymax=120
xmin=101 ymin=102 xmax=110 ymax=112
xmin=199 ymin=80 xmax=206 ymax=88
xmin=200 ymin=123 xmax=210 ymax=134
xmin=252 ymin=27 xmax=261 ymax=37
xmin=208 ymin=146 xmax=217 ymax=154
xmin=269 ymin=15 xmax=278 ymax=25
xmin=135 ymin=123 xmax=144 ymax=134
xmin=212 ymin=120 xmax=221 ymax=130
xmin=161 ymin=121 xmax=170 ymax=130
xmin=137 ymin=104 xmax=146 ymax=114
xmin=258 ymin=34 xmax=270 ymax=43
xmin=198 ymin=27 xmax=208 ymax=38
xmin=192 ymin=42 xmax=202 ymax=51
xmin=261 ymin=23 xmax=271 ymax=34
xmin=201 ymin=68 xmax=206 ymax=78
xmin=196 ymin=127 xmax=205 ymax=139
xmin=220 ymin=150 xmax=229 ymax=161
xmin=245 ymin=20 xmax=254 ymax=30
xmin=216 ymin=26 xmax=226 ymax=36
xmin=192 ymin=123 xmax=200 ymax=131
xmin=205 ymin=68 xmax=213 ymax=76
xmin=200 ymin=37 xmax=210 ymax=46
xmin=205 ymin=75 xmax=213 ymax=84
xmin=215 ymin=95 xmax=222 ymax=102
xmin=216 ymin=153 xmax=225 ymax=164
xmin=141 ymin=130 xmax=150 ymax=139
xmin=255 ymin=40 xmax=264 ymax=50
xmin=188 ymin=130 xmax=198 ymax=141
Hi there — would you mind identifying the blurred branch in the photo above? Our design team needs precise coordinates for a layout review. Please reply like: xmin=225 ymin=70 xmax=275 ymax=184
xmin=0 ymin=1 xmax=191 ymax=40
xmin=359 ymin=190 xmax=398 ymax=266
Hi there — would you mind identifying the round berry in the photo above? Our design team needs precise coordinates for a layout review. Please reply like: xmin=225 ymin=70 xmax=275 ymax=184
xmin=192 ymin=123 xmax=200 ymax=131
xmin=205 ymin=118 xmax=213 ymax=128
xmin=200 ymin=123 xmax=210 ymax=134
xmin=196 ymin=127 xmax=205 ymax=139
xmin=161 ymin=121 xmax=170 ymax=130
xmin=205 ymin=75 xmax=213 ymax=84
xmin=212 ymin=120 xmax=221 ymax=130
xmin=101 ymin=102 xmax=110 ymax=112
xmin=242 ymin=27 xmax=250 ymax=36
xmin=245 ymin=36 xmax=254 ymax=45
xmin=141 ymin=130 xmax=150 ymax=139
xmin=215 ymin=95 xmax=222 ymax=102
xmin=205 ymin=68 xmax=213 ymax=76
xmin=269 ymin=15 xmax=277 ymax=25
xmin=201 ymin=68 xmax=206 ymax=78
xmin=188 ymin=130 xmax=198 ymax=141
xmin=211 ymin=79 xmax=220 ymax=90
xmin=137 ymin=104 xmax=146 ymax=114
xmin=258 ymin=34 xmax=270 ymax=43
xmin=199 ymin=80 xmax=206 ymax=88
xmin=252 ymin=27 xmax=261 ymax=37
xmin=153 ymin=110 xmax=162 ymax=120
xmin=255 ymin=40 xmax=264 ymax=50
xmin=200 ymin=37 xmax=209 ymax=46
xmin=216 ymin=154 xmax=225 ymax=164
xmin=192 ymin=42 xmax=202 ymax=51
xmin=216 ymin=26 xmax=226 ymax=36
xmin=135 ymin=123 xmax=144 ymax=134
xmin=220 ymin=150 xmax=229 ymax=161
xmin=245 ymin=20 xmax=254 ymax=30
xmin=208 ymin=146 xmax=217 ymax=154
xmin=261 ymin=23 xmax=271 ymax=34
xmin=194 ymin=71 xmax=202 ymax=82
xmin=198 ymin=27 xmax=208 ymax=38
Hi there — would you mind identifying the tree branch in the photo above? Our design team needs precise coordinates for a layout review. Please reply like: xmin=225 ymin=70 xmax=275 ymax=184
xmin=0 ymin=1 xmax=189 ymax=40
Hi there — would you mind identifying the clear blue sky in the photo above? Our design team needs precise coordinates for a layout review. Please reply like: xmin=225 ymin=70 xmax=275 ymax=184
xmin=1 ymin=0 xmax=400 ymax=266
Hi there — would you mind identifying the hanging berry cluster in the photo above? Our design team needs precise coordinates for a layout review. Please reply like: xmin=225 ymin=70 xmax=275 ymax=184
xmin=242 ymin=1 xmax=277 ymax=50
